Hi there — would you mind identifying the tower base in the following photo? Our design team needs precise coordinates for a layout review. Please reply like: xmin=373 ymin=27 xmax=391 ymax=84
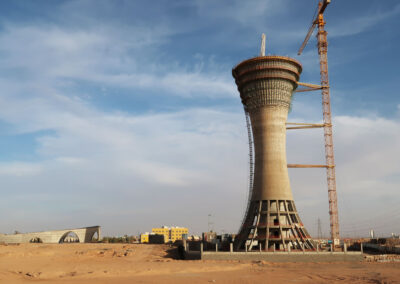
xmin=234 ymin=199 xmax=315 ymax=251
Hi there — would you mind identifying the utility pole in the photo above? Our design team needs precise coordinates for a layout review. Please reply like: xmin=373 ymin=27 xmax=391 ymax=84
xmin=208 ymin=214 xmax=213 ymax=232
xmin=317 ymin=218 xmax=323 ymax=239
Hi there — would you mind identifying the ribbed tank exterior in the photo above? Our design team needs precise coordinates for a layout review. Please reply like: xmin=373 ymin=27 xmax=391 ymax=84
xmin=232 ymin=56 xmax=314 ymax=251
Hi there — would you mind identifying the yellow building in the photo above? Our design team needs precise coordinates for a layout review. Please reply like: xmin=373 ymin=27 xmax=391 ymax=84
xmin=140 ymin=233 xmax=149 ymax=243
xmin=170 ymin=227 xmax=188 ymax=242
xmin=151 ymin=226 xmax=188 ymax=243
xmin=151 ymin=227 xmax=169 ymax=243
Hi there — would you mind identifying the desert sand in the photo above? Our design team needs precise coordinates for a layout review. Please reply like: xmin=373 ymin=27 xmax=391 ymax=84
xmin=0 ymin=243 xmax=399 ymax=283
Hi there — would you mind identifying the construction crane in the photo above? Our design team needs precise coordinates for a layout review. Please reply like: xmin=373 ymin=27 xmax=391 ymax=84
xmin=296 ymin=0 xmax=340 ymax=246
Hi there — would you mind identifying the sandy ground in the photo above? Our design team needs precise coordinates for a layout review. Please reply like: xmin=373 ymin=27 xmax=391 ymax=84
xmin=0 ymin=243 xmax=399 ymax=284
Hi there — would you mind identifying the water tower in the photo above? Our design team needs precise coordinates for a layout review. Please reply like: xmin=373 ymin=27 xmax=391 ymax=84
xmin=232 ymin=36 xmax=314 ymax=251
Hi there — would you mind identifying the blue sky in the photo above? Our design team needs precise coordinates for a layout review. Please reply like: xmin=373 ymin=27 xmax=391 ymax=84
xmin=0 ymin=0 xmax=399 ymax=238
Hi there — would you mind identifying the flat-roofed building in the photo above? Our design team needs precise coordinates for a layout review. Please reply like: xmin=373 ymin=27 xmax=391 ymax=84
xmin=151 ymin=226 xmax=188 ymax=243
xmin=140 ymin=233 xmax=149 ymax=243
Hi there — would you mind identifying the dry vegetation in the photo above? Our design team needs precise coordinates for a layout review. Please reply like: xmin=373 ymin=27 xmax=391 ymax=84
xmin=0 ymin=243 xmax=399 ymax=283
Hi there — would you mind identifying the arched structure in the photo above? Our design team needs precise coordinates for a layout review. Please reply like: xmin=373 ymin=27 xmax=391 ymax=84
xmin=29 ymin=237 xmax=43 ymax=243
xmin=59 ymin=231 xmax=80 ymax=243
xmin=91 ymin=231 xmax=99 ymax=242
xmin=0 ymin=226 xmax=101 ymax=244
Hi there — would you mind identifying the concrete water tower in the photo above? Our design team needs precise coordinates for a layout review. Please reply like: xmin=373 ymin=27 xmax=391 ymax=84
xmin=232 ymin=36 xmax=314 ymax=251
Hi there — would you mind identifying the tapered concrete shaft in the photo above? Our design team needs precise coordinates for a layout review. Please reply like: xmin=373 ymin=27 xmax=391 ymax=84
xmin=251 ymin=106 xmax=292 ymax=201
xmin=232 ymin=56 xmax=314 ymax=251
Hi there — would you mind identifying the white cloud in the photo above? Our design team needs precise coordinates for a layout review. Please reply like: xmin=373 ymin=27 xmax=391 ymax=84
xmin=88 ymin=71 xmax=235 ymax=98
xmin=0 ymin=23 xmax=235 ymax=100
xmin=0 ymin=20 xmax=243 ymax=235
xmin=193 ymin=0 xmax=285 ymax=25
xmin=55 ymin=157 xmax=86 ymax=164
xmin=287 ymin=112 xmax=400 ymax=237
xmin=0 ymin=89 xmax=250 ymax=234
xmin=0 ymin=162 xmax=42 ymax=177
xmin=1 ymin=81 xmax=399 ymax=237
xmin=329 ymin=3 xmax=400 ymax=37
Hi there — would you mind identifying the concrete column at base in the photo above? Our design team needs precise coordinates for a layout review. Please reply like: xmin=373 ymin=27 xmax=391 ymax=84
xmin=230 ymin=243 xmax=233 ymax=253
xmin=245 ymin=244 xmax=248 ymax=253
xmin=317 ymin=243 xmax=319 ymax=253
xmin=200 ymin=243 xmax=203 ymax=256
xmin=273 ymin=245 xmax=275 ymax=253
xmin=216 ymin=244 xmax=218 ymax=252
xmin=361 ymin=243 xmax=363 ymax=253
xmin=344 ymin=243 xmax=347 ymax=253
xmin=259 ymin=245 xmax=262 ymax=253
xmin=330 ymin=244 xmax=333 ymax=254
xmin=288 ymin=245 xmax=291 ymax=254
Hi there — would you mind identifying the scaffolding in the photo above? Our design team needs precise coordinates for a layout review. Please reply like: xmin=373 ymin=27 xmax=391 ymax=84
xmin=239 ymin=107 xmax=255 ymax=234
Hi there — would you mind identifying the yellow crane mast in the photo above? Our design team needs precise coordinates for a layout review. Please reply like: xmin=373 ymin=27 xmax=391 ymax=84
xmin=297 ymin=0 xmax=340 ymax=246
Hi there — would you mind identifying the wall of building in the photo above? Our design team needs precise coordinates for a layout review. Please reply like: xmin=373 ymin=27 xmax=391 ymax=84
xmin=151 ymin=226 xmax=188 ymax=243
xmin=200 ymin=251 xmax=363 ymax=262
xmin=0 ymin=226 xmax=100 ymax=244
xmin=140 ymin=233 xmax=149 ymax=243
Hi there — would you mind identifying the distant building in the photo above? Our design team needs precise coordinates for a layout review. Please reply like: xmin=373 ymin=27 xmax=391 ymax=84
xmin=149 ymin=234 xmax=165 ymax=244
xmin=202 ymin=231 xmax=217 ymax=243
xmin=151 ymin=226 xmax=188 ymax=243
xmin=140 ymin=233 xmax=149 ymax=243
xmin=187 ymin=235 xmax=201 ymax=241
